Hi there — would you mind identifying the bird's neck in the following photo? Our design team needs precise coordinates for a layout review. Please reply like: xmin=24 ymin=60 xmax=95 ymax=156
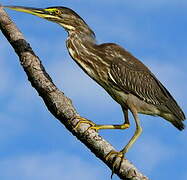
xmin=66 ymin=30 xmax=107 ymax=82
xmin=66 ymin=30 xmax=97 ymax=59
xmin=68 ymin=28 xmax=96 ymax=44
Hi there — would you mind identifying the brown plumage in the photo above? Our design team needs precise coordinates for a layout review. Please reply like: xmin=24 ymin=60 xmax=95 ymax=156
xmin=107 ymin=44 xmax=185 ymax=130
xmin=5 ymin=5 xmax=186 ymax=171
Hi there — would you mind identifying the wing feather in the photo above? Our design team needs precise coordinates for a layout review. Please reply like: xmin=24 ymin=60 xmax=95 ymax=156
xmin=110 ymin=59 xmax=166 ymax=105
xmin=98 ymin=43 xmax=185 ymax=126
xmin=109 ymin=57 xmax=185 ymax=122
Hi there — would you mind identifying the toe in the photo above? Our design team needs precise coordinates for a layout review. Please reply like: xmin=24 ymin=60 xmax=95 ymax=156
xmin=73 ymin=117 xmax=95 ymax=131
xmin=105 ymin=150 xmax=125 ymax=178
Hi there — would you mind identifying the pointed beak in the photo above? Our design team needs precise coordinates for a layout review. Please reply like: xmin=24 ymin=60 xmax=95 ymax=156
xmin=4 ymin=6 xmax=46 ymax=17
xmin=4 ymin=6 xmax=61 ymax=21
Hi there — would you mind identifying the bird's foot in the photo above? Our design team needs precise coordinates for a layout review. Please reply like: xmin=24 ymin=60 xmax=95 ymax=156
xmin=73 ymin=116 xmax=98 ymax=132
xmin=105 ymin=150 xmax=125 ymax=178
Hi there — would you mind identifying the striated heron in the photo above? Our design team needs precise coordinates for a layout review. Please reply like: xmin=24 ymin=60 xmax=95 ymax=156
xmin=5 ymin=5 xmax=186 ymax=171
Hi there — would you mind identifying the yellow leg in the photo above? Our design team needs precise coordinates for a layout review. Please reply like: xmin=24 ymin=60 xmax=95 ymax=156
xmin=105 ymin=109 xmax=142 ymax=177
xmin=121 ymin=110 xmax=142 ymax=154
xmin=74 ymin=116 xmax=130 ymax=132
xmin=74 ymin=108 xmax=130 ymax=132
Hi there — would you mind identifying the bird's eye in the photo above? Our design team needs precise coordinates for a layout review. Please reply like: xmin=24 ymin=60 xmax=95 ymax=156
xmin=54 ymin=9 xmax=61 ymax=16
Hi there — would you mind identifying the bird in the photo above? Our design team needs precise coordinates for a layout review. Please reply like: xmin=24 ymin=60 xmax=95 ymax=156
xmin=5 ymin=5 xmax=186 ymax=171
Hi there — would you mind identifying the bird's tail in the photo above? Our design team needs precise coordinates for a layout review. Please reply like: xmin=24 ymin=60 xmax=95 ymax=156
xmin=172 ymin=118 xmax=185 ymax=130
xmin=152 ymin=74 xmax=185 ymax=130
xmin=166 ymin=97 xmax=186 ymax=131
xmin=157 ymin=82 xmax=186 ymax=130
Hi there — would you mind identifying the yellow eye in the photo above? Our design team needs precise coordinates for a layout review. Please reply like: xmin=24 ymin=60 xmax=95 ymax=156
xmin=54 ymin=9 xmax=61 ymax=15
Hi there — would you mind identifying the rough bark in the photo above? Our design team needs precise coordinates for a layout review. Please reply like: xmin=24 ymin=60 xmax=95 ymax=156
xmin=0 ymin=6 xmax=149 ymax=180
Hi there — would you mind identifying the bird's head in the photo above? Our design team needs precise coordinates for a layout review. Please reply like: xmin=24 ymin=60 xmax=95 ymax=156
xmin=4 ymin=6 xmax=91 ymax=32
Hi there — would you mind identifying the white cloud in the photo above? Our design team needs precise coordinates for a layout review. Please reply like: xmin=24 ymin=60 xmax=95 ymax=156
xmin=130 ymin=135 xmax=176 ymax=174
xmin=0 ymin=152 xmax=106 ymax=180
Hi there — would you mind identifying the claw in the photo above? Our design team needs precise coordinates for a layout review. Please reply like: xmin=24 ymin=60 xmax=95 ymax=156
xmin=105 ymin=150 xmax=125 ymax=178
xmin=73 ymin=117 xmax=96 ymax=131
xmin=87 ymin=125 xmax=100 ymax=132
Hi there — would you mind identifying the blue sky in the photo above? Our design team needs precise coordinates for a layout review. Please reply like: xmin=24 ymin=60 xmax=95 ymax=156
xmin=0 ymin=1 xmax=187 ymax=179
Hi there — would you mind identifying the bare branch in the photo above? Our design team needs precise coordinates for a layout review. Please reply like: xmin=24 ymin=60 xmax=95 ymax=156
xmin=0 ymin=6 xmax=149 ymax=180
